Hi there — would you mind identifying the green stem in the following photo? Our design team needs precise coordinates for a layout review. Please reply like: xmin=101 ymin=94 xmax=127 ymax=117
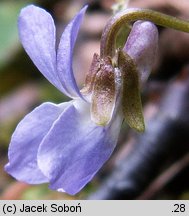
xmin=100 ymin=8 xmax=189 ymax=58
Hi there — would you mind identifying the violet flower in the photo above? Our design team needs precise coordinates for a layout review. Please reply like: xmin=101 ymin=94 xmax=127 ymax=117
xmin=5 ymin=5 xmax=158 ymax=195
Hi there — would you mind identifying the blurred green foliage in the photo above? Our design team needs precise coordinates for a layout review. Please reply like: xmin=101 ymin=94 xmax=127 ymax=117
xmin=0 ymin=0 xmax=34 ymax=69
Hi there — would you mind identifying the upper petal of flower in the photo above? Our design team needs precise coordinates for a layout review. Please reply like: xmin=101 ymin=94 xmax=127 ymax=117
xmin=5 ymin=102 xmax=72 ymax=184
xmin=18 ymin=5 xmax=69 ymax=96
xmin=57 ymin=6 xmax=88 ymax=99
xmin=123 ymin=21 xmax=158 ymax=84
xmin=37 ymin=100 xmax=122 ymax=195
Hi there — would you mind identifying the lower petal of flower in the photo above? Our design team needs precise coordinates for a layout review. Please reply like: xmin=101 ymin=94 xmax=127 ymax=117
xmin=37 ymin=100 xmax=122 ymax=195
xmin=5 ymin=101 xmax=72 ymax=184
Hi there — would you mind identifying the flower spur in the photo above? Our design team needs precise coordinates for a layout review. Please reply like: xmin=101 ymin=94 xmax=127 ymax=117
xmin=5 ymin=5 xmax=158 ymax=195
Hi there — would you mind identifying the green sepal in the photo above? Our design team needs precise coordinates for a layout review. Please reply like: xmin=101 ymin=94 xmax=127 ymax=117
xmin=118 ymin=50 xmax=145 ymax=132
xmin=81 ymin=53 xmax=101 ymax=95
xmin=91 ymin=56 xmax=116 ymax=126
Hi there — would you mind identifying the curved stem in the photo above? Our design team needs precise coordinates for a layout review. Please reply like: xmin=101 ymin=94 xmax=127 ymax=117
xmin=100 ymin=8 xmax=189 ymax=58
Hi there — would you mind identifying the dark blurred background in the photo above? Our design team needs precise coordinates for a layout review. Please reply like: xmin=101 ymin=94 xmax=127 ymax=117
xmin=0 ymin=0 xmax=189 ymax=200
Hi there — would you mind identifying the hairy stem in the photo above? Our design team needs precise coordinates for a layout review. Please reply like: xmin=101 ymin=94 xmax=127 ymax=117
xmin=101 ymin=8 xmax=189 ymax=58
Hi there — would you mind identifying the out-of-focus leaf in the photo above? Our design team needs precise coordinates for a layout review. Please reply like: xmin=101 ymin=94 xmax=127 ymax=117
xmin=39 ymin=80 xmax=69 ymax=103
xmin=0 ymin=1 xmax=33 ymax=69
xmin=21 ymin=185 xmax=49 ymax=200
xmin=180 ymin=191 xmax=189 ymax=199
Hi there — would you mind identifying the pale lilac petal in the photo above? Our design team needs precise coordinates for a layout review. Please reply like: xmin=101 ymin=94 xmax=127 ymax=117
xmin=57 ymin=6 xmax=88 ymax=99
xmin=18 ymin=5 xmax=69 ymax=95
xmin=123 ymin=21 xmax=158 ymax=83
xmin=5 ymin=102 xmax=72 ymax=184
xmin=38 ymin=100 xmax=122 ymax=195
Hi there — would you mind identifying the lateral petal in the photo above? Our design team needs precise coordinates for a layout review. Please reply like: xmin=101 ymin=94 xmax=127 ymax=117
xmin=38 ymin=100 xmax=122 ymax=195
